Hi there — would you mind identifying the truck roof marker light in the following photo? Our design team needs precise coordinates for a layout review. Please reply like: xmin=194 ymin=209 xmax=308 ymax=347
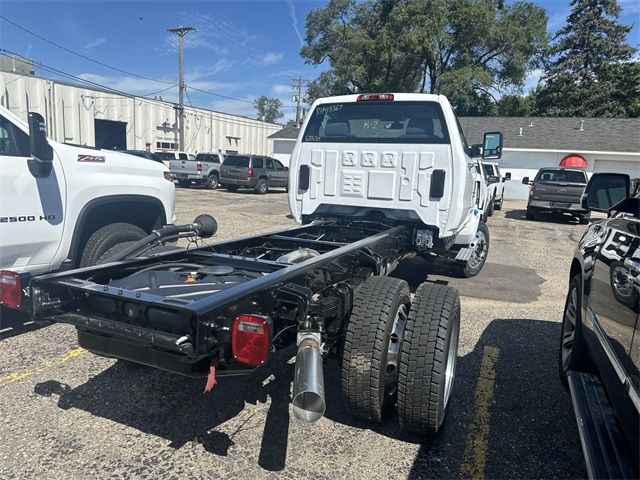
xmin=232 ymin=315 xmax=271 ymax=366
xmin=356 ymin=93 xmax=394 ymax=102
xmin=0 ymin=270 xmax=22 ymax=309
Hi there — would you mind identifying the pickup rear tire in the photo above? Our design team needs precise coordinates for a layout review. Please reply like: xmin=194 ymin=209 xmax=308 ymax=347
xmin=397 ymin=283 xmax=460 ymax=436
xmin=177 ymin=179 xmax=191 ymax=188
xmin=225 ymin=185 xmax=239 ymax=192
xmin=205 ymin=173 xmax=219 ymax=190
xmin=460 ymin=221 xmax=489 ymax=278
xmin=254 ymin=179 xmax=268 ymax=195
xmin=494 ymin=195 xmax=503 ymax=211
xmin=486 ymin=196 xmax=495 ymax=217
xmin=525 ymin=206 xmax=536 ymax=220
xmin=577 ymin=213 xmax=590 ymax=225
xmin=79 ymin=223 xmax=146 ymax=267
xmin=342 ymin=276 xmax=410 ymax=422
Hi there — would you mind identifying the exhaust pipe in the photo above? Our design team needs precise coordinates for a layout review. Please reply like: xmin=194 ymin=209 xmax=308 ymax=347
xmin=292 ymin=332 xmax=325 ymax=424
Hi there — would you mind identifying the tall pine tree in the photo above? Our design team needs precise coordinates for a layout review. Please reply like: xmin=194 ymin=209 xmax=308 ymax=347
xmin=536 ymin=0 xmax=639 ymax=117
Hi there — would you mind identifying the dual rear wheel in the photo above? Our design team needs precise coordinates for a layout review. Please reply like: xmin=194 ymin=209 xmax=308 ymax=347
xmin=342 ymin=276 xmax=461 ymax=436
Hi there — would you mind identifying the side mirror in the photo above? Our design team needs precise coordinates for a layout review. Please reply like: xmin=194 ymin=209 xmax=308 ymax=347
xmin=469 ymin=144 xmax=482 ymax=157
xmin=583 ymin=173 xmax=630 ymax=212
xmin=27 ymin=112 xmax=54 ymax=177
xmin=285 ymin=166 xmax=289 ymax=171
xmin=487 ymin=175 xmax=500 ymax=184
xmin=504 ymin=172 xmax=511 ymax=181
xmin=521 ymin=177 xmax=530 ymax=185
xmin=482 ymin=132 xmax=502 ymax=159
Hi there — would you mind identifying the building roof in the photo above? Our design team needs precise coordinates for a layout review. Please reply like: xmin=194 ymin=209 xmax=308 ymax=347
xmin=268 ymin=125 xmax=300 ymax=140
xmin=458 ymin=117 xmax=640 ymax=153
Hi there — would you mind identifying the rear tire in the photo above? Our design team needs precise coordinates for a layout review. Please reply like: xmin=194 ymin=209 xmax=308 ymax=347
xmin=559 ymin=275 xmax=591 ymax=387
xmin=205 ymin=174 xmax=219 ymax=190
xmin=578 ymin=213 xmax=590 ymax=225
xmin=398 ymin=283 xmax=461 ymax=436
xmin=177 ymin=179 xmax=190 ymax=188
xmin=460 ymin=221 xmax=489 ymax=278
xmin=254 ymin=179 xmax=268 ymax=195
xmin=226 ymin=185 xmax=239 ymax=192
xmin=525 ymin=206 xmax=536 ymax=220
xmin=342 ymin=276 xmax=410 ymax=422
xmin=494 ymin=195 xmax=503 ymax=211
xmin=79 ymin=223 xmax=146 ymax=267
xmin=486 ymin=196 xmax=495 ymax=217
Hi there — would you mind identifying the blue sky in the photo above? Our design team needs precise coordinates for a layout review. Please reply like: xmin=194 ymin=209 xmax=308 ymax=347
xmin=1 ymin=0 xmax=639 ymax=122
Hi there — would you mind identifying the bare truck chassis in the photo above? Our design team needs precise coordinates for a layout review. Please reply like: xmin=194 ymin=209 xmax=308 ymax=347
xmin=31 ymin=215 xmax=465 ymax=434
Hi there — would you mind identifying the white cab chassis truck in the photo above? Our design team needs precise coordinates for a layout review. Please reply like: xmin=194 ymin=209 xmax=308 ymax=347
xmin=0 ymin=105 xmax=175 ymax=310
xmin=30 ymin=93 xmax=502 ymax=437
xmin=289 ymin=93 xmax=502 ymax=274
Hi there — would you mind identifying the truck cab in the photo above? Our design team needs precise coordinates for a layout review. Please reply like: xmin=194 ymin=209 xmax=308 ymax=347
xmin=288 ymin=93 xmax=502 ymax=274
xmin=0 ymin=105 xmax=175 ymax=309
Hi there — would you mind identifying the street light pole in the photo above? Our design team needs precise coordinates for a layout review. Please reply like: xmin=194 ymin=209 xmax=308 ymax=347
xmin=167 ymin=26 xmax=195 ymax=151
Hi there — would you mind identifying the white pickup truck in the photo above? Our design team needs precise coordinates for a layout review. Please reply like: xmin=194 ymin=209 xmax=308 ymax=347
xmin=289 ymin=92 xmax=502 ymax=276
xmin=0 ymin=105 xmax=176 ymax=310
xmin=481 ymin=161 xmax=511 ymax=216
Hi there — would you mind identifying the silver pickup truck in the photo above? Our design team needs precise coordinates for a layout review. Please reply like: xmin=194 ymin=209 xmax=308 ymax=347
xmin=523 ymin=167 xmax=589 ymax=223
xmin=170 ymin=152 xmax=223 ymax=189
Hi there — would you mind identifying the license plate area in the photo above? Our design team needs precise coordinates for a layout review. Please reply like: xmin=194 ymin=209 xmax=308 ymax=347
xmin=550 ymin=202 xmax=571 ymax=208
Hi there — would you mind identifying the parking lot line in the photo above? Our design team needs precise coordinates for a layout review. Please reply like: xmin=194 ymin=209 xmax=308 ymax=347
xmin=0 ymin=346 xmax=85 ymax=389
xmin=460 ymin=345 xmax=500 ymax=480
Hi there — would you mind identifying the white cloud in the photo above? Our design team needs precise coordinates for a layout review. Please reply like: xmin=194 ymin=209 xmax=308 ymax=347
xmin=287 ymin=0 xmax=305 ymax=46
xmin=272 ymin=84 xmax=292 ymax=95
xmin=524 ymin=68 xmax=543 ymax=92
xmin=83 ymin=37 xmax=106 ymax=50
xmin=260 ymin=52 xmax=284 ymax=66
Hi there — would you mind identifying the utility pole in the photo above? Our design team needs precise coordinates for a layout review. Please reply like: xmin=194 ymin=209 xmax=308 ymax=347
xmin=167 ymin=26 xmax=195 ymax=151
xmin=293 ymin=77 xmax=307 ymax=127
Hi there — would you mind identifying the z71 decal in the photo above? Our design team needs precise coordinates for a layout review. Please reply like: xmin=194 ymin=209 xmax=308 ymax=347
xmin=77 ymin=154 xmax=105 ymax=163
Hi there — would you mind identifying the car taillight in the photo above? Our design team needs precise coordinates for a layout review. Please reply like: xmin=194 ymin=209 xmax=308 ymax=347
xmin=247 ymin=166 xmax=254 ymax=178
xmin=356 ymin=93 xmax=394 ymax=102
xmin=231 ymin=315 xmax=271 ymax=366
xmin=0 ymin=270 xmax=22 ymax=309
xmin=530 ymin=185 xmax=536 ymax=196
xmin=196 ymin=162 xmax=203 ymax=172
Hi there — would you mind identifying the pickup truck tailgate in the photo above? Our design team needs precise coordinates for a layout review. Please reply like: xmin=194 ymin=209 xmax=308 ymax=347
xmin=533 ymin=181 xmax=586 ymax=202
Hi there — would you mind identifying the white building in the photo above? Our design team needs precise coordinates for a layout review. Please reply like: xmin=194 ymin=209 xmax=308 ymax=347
xmin=0 ymin=71 xmax=282 ymax=155
xmin=268 ymin=125 xmax=299 ymax=167
xmin=458 ymin=116 xmax=640 ymax=199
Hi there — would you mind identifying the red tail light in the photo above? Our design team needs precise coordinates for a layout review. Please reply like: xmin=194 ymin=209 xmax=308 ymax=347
xmin=529 ymin=185 xmax=536 ymax=196
xmin=0 ymin=270 xmax=22 ymax=309
xmin=232 ymin=315 xmax=271 ymax=366
xmin=356 ymin=93 xmax=394 ymax=102
xmin=247 ymin=166 xmax=254 ymax=178
xmin=196 ymin=162 xmax=203 ymax=172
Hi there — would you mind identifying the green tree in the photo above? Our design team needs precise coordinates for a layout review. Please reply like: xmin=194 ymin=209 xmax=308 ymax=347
xmin=254 ymin=96 xmax=284 ymax=123
xmin=496 ymin=93 xmax=536 ymax=116
xmin=301 ymin=0 xmax=548 ymax=106
xmin=536 ymin=0 xmax=639 ymax=117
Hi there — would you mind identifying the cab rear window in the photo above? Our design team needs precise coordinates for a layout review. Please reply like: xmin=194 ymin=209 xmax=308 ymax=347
xmin=302 ymin=101 xmax=450 ymax=144
xmin=536 ymin=170 xmax=587 ymax=183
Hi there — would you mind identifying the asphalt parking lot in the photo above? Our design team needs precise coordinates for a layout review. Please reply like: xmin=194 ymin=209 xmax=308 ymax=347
xmin=0 ymin=187 xmax=592 ymax=479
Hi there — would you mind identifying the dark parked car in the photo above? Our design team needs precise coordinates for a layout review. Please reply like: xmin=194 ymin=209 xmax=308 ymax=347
xmin=560 ymin=172 xmax=639 ymax=479
xmin=118 ymin=150 xmax=164 ymax=164
xmin=523 ymin=168 xmax=589 ymax=223
xmin=219 ymin=155 xmax=288 ymax=194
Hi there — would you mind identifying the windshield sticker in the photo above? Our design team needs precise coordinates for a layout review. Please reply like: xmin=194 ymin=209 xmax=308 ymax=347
xmin=314 ymin=104 xmax=343 ymax=115
xmin=304 ymin=135 xmax=320 ymax=142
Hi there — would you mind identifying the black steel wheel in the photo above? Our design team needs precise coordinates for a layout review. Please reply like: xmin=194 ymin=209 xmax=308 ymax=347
xmin=342 ymin=276 xmax=410 ymax=422
xmin=397 ymin=283 xmax=460 ymax=436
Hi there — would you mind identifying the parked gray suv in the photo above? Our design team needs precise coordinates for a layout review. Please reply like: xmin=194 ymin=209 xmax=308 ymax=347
xmin=523 ymin=168 xmax=590 ymax=223
xmin=219 ymin=155 xmax=289 ymax=194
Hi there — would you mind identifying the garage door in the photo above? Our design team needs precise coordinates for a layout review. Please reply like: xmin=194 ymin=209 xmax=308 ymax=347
xmin=593 ymin=159 xmax=640 ymax=176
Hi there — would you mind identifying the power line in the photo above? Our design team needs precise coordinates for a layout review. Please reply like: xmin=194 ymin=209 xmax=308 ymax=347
xmin=0 ymin=15 xmax=176 ymax=86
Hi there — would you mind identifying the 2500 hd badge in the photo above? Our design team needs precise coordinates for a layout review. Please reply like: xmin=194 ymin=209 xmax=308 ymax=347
xmin=0 ymin=214 xmax=57 ymax=222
